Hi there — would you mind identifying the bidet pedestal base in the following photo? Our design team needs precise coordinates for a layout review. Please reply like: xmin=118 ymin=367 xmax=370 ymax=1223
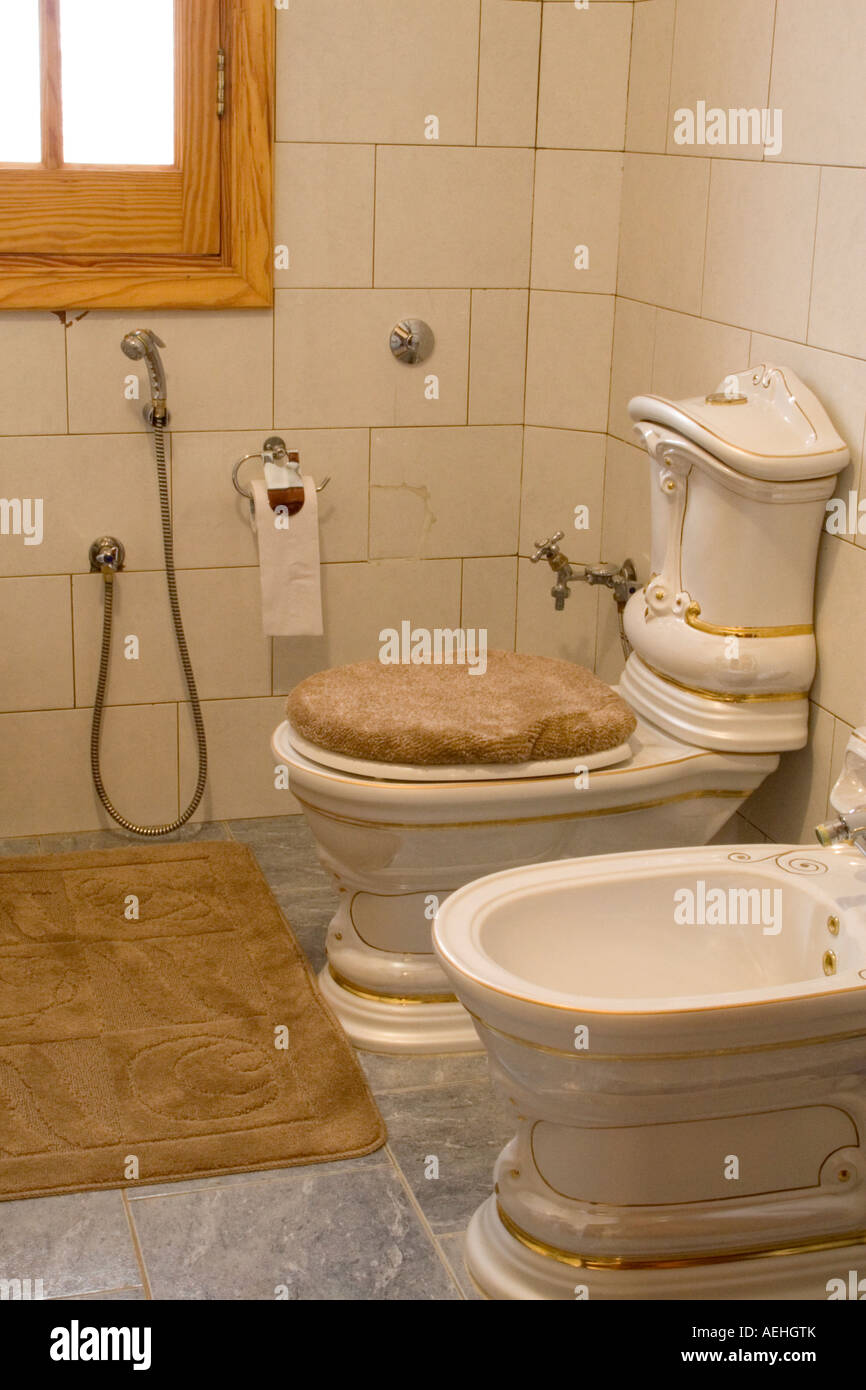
xmin=317 ymin=964 xmax=483 ymax=1055
xmin=465 ymin=1197 xmax=866 ymax=1302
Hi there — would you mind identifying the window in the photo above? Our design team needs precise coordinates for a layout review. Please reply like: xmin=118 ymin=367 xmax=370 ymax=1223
xmin=0 ymin=0 xmax=273 ymax=310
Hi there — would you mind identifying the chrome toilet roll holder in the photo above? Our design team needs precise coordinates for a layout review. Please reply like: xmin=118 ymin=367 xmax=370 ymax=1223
xmin=232 ymin=436 xmax=331 ymax=521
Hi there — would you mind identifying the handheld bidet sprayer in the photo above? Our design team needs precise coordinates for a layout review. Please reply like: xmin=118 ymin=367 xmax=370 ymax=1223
xmin=121 ymin=329 xmax=168 ymax=425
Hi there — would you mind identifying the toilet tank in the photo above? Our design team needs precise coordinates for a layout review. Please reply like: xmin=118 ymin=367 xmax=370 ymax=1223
xmin=619 ymin=365 xmax=848 ymax=754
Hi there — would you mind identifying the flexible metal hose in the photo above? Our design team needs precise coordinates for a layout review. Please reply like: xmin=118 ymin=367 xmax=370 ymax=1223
xmin=90 ymin=420 xmax=208 ymax=835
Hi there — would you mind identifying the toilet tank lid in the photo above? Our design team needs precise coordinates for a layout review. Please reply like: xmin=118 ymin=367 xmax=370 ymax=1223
xmin=628 ymin=363 xmax=849 ymax=481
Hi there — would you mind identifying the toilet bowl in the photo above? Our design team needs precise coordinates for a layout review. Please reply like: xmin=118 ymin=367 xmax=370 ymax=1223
xmin=275 ymin=363 xmax=848 ymax=1054
xmin=432 ymin=844 xmax=866 ymax=1300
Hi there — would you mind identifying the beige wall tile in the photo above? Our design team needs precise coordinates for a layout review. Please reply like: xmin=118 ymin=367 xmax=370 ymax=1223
xmin=469 ymin=290 xmax=529 ymax=424
xmin=274 ymin=144 xmax=375 ymax=288
xmin=478 ymin=0 xmax=542 ymax=147
xmin=702 ymin=161 xmax=820 ymax=342
xmin=67 ymin=311 xmax=274 ymax=434
xmin=666 ymin=0 xmax=776 ymax=161
xmin=525 ymin=292 xmax=614 ymax=430
xmin=813 ymin=534 xmax=866 ymax=727
xmin=276 ymin=0 xmax=480 ymax=145
xmin=769 ymin=0 xmax=866 ymax=167
xmin=601 ymin=436 xmax=652 ymax=581
xmin=531 ymin=150 xmax=623 ymax=293
xmin=0 ymin=577 xmax=74 ymax=713
xmin=0 ymin=704 xmax=178 ymax=838
xmin=72 ymin=569 xmax=271 ymax=706
xmin=172 ymin=429 xmax=370 ymax=569
xmin=626 ymin=0 xmax=675 ymax=155
xmin=519 ymin=427 xmax=605 ymax=561
xmin=709 ymin=812 xmax=771 ymax=846
xmin=595 ymin=435 xmax=652 ymax=683
xmin=537 ymin=2 xmax=632 ymax=150
xmin=810 ymin=168 xmax=866 ymax=360
xmin=182 ymin=697 xmax=301 ymax=822
xmin=652 ymin=311 xmax=751 ymax=403
xmin=0 ymin=435 xmax=166 ymax=577
xmin=0 ymin=315 xmax=67 ymax=436
xmin=741 ymin=701 xmax=835 ymax=843
xmin=374 ymin=147 xmax=534 ymax=289
xmin=461 ymin=556 xmax=519 ymax=650
xmin=370 ymin=426 xmax=522 ymax=559
xmin=273 ymin=559 xmax=463 ymax=691
xmin=617 ymin=154 xmax=710 ymax=314
xmin=516 ymin=555 xmax=599 ymax=666
xmin=274 ymin=290 xmax=470 ymax=428
xmin=607 ymin=296 xmax=656 ymax=442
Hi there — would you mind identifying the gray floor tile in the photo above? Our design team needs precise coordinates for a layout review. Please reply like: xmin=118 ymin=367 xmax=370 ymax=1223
xmin=436 ymin=1232 xmax=481 ymax=1300
xmin=127 ymin=1150 xmax=389 ymax=1200
xmin=129 ymin=1166 xmax=459 ymax=1300
xmin=52 ymin=1287 xmax=147 ymax=1301
xmin=271 ymin=891 xmax=335 ymax=973
xmin=379 ymin=1080 xmax=512 ymax=1234
xmin=37 ymin=830 xmax=130 ymax=854
xmin=36 ymin=822 xmax=229 ymax=854
xmin=0 ymin=838 xmax=41 ymax=856
xmin=0 ymin=1191 xmax=141 ymax=1300
xmin=360 ymin=1051 xmax=489 ymax=1096
xmin=228 ymin=815 xmax=312 ymax=850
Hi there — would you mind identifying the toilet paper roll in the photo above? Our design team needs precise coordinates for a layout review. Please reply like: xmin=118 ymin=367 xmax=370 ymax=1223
xmin=251 ymin=477 xmax=324 ymax=636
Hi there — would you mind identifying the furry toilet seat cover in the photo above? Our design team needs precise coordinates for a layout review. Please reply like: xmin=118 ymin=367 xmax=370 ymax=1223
xmin=286 ymin=651 xmax=637 ymax=766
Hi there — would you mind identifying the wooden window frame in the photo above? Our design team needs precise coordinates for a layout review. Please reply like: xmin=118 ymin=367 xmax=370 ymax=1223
xmin=0 ymin=0 xmax=273 ymax=311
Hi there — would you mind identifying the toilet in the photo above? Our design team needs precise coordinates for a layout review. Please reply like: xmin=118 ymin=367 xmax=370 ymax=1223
xmin=273 ymin=364 xmax=848 ymax=1054
xmin=431 ymin=843 xmax=866 ymax=1301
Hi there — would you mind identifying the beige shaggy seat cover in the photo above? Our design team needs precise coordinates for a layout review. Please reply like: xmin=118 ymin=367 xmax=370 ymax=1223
xmin=287 ymin=651 xmax=636 ymax=766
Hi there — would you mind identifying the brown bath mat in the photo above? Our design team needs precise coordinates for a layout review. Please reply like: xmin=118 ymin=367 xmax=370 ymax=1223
xmin=0 ymin=841 xmax=385 ymax=1201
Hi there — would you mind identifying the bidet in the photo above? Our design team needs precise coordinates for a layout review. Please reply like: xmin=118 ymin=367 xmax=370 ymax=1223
xmin=433 ymin=845 xmax=866 ymax=1300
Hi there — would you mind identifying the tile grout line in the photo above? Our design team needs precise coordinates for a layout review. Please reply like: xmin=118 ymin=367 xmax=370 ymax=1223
xmin=382 ymin=1141 xmax=467 ymax=1300
xmin=121 ymin=1191 xmax=155 ymax=1300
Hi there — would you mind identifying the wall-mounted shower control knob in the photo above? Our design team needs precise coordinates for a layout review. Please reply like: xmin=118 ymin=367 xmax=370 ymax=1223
xmin=390 ymin=319 xmax=435 ymax=365
xmin=89 ymin=537 xmax=125 ymax=573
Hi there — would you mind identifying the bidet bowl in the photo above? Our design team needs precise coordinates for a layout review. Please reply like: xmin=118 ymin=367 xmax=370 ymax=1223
xmin=432 ymin=844 xmax=866 ymax=1300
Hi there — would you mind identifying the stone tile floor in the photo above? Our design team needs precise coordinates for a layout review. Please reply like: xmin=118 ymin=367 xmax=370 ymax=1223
xmin=0 ymin=817 xmax=510 ymax=1300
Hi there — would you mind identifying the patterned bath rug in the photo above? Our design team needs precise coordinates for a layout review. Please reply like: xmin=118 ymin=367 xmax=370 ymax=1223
xmin=0 ymin=841 xmax=385 ymax=1200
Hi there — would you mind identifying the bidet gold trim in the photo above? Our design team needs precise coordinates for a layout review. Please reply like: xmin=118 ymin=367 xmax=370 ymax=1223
xmin=684 ymin=603 xmax=813 ymax=639
xmin=642 ymin=660 xmax=807 ymax=703
xmin=495 ymin=1202 xmax=866 ymax=1271
xmin=294 ymin=787 xmax=750 ymax=833
xmin=327 ymin=963 xmax=457 ymax=1006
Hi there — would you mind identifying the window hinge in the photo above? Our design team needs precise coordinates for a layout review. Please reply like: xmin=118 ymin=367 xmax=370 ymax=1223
xmin=217 ymin=48 xmax=226 ymax=118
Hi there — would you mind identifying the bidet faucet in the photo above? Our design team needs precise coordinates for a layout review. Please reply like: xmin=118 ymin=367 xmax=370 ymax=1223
xmin=530 ymin=533 xmax=639 ymax=611
xmin=816 ymin=728 xmax=866 ymax=856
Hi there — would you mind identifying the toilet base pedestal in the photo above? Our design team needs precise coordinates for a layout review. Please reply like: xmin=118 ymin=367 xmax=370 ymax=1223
xmin=465 ymin=1197 xmax=866 ymax=1302
xmin=317 ymin=963 xmax=483 ymax=1055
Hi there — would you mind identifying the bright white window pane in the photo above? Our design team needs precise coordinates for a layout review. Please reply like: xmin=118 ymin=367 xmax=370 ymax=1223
xmin=60 ymin=0 xmax=175 ymax=165
xmin=0 ymin=0 xmax=42 ymax=163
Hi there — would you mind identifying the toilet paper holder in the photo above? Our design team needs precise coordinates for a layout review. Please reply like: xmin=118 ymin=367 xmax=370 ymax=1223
xmin=232 ymin=436 xmax=331 ymax=520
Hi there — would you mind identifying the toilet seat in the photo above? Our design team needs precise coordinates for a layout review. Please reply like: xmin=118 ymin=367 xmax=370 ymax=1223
xmin=283 ymin=724 xmax=633 ymax=782
xmin=286 ymin=650 xmax=637 ymax=770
